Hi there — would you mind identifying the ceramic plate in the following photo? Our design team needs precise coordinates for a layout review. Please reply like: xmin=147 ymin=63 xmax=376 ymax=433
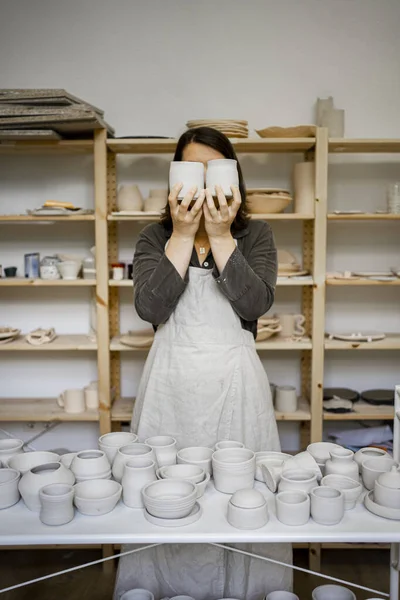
xmin=144 ymin=502 xmax=202 ymax=527
xmin=364 ymin=490 xmax=400 ymax=520
xmin=0 ymin=328 xmax=20 ymax=339
xmin=327 ymin=332 xmax=386 ymax=342
xmin=278 ymin=270 xmax=309 ymax=278
xmin=332 ymin=210 xmax=364 ymax=214
xmin=352 ymin=271 xmax=393 ymax=278
xmin=323 ymin=388 xmax=359 ymax=402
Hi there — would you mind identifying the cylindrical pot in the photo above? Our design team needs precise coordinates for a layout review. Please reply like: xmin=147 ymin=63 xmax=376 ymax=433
xmin=278 ymin=469 xmax=317 ymax=495
xmin=206 ymin=159 xmax=239 ymax=198
xmin=122 ymin=459 xmax=157 ymax=508
xmin=275 ymin=490 xmax=310 ymax=526
xmin=325 ymin=448 xmax=359 ymax=481
xmin=98 ymin=432 xmax=138 ymax=464
xmin=0 ymin=468 xmax=20 ymax=509
xmin=0 ymin=438 xmax=24 ymax=467
xmin=39 ymin=483 xmax=74 ymax=526
xmin=212 ymin=448 xmax=256 ymax=494
xmin=117 ymin=185 xmax=144 ymax=212
xmin=293 ymin=161 xmax=315 ymax=215
xmin=310 ymin=486 xmax=344 ymax=525
xmin=112 ymin=443 xmax=156 ymax=482
xmin=312 ymin=584 xmax=355 ymax=600
xmin=19 ymin=462 xmax=75 ymax=511
xmin=145 ymin=436 xmax=177 ymax=467
xmin=70 ymin=450 xmax=111 ymax=482
xmin=169 ymin=161 xmax=204 ymax=200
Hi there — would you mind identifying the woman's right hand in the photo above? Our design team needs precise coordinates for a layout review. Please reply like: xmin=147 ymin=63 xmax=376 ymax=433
xmin=169 ymin=184 xmax=205 ymax=239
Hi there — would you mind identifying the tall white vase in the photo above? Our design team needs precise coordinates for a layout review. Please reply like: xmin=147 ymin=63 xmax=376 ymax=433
xmin=122 ymin=459 xmax=157 ymax=508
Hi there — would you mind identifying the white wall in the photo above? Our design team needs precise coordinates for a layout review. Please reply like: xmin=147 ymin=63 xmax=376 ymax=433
xmin=1 ymin=0 xmax=399 ymax=452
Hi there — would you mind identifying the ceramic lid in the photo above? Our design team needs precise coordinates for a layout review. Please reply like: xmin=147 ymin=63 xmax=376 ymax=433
xmin=377 ymin=466 xmax=400 ymax=489
xmin=230 ymin=488 xmax=266 ymax=509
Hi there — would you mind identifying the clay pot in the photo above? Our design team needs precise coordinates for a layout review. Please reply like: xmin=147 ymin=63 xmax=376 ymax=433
xmin=117 ymin=185 xmax=143 ymax=212
xmin=293 ymin=162 xmax=315 ymax=215
xmin=0 ymin=438 xmax=24 ymax=467
xmin=122 ymin=458 xmax=157 ymax=508
xmin=39 ymin=483 xmax=74 ymax=526
xmin=325 ymin=448 xmax=359 ymax=481
xmin=19 ymin=462 xmax=75 ymax=511
xmin=0 ymin=468 xmax=20 ymax=509
xmin=98 ymin=432 xmax=138 ymax=464
xmin=70 ymin=450 xmax=111 ymax=482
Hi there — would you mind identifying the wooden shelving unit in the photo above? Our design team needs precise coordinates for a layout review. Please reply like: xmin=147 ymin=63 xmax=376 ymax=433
xmin=0 ymin=279 xmax=96 ymax=287
xmin=0 ymin=335 xmax=96 ymax=351
xmin=326 ymin=278 xmax=400 ymax=286
xmin=0 ymin=214 xmax=95 ymax=222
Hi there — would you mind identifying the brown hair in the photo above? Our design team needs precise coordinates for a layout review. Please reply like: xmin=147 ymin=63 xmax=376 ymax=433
xmin=161 ymin=127 xmax=249 ymax=233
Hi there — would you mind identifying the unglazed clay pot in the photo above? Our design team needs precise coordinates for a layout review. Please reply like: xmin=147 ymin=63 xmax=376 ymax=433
xmin=8 ymin=451 xmax=61 ymax=475
xmin=0 ymin=438 xmax=24 ymax=468
xmin=310 ymin=486 xmax=344 ymax=525
xmin=117 ymin=185 xmax=144 ymax=212
xmin=39 ymin=483 xmax=74 ymax=526
xmin=145 ymin=436 xmax=177 ymax=467
xmin=0 ymin=468 xmax=20 ymax=509
xmin=354 ymin=447 xmax=389 ymax=471
xmin=112 ymin=443 xmax=156 ymax=482
xmin=122 ymin=458 xmax=157 ymax=508
xmin=325 ymin=448 xmax=359 ymax=481
xmin=70 ymin=450 xmax=111 ymax=482
xmin=98 ymin=432 xmax=138 ymax=464
xmin=19 ymin=462 xmax=75 ymax=511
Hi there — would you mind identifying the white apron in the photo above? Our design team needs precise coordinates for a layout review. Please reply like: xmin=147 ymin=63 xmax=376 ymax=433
xmin=115 ymin=267 xmax=292 ymax=599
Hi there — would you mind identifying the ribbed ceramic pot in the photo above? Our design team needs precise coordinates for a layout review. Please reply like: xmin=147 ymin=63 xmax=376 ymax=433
xmin=325 ymin=448 xmax=359 ymax=481
xmin=39 ymin=483 xmax=74 ymax=526
xmin=0 ymin=438 xmax=24 ymax=467
xmin=70 ymin=450 xmax=111 ymax=482
xmin=122 ymin=459 xmax=157 ymax=508
xmin=112 ymin=444 xmax=156 ymax=482
xmin=0 ymin=468 xmax=20 ymax=509
xmin=19 ymin=462 xmax=75 ymax=511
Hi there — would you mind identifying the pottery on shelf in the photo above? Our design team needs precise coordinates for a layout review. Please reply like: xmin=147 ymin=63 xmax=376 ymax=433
xmin=8 ymin=451 xmax=61 ymax=475
xmin=278 ymin=469 xmax=318 ymax=495
xmin=312 ymin=584 xmax=355 ymax=600
xmin=112 ymin=443 xmax=156 ymax=482
xmin=98 ymin=432 xmax=138 ymax=464
xmin=0 ymin=438 xmax=24 ymax=467
xmin=212 ymin=448 xmax=256 ymax=494
xmin=320 ymin=475 xmax=362 ymax=510
xmin=374 ymin=467 xmax=400 ymax=509
xmin=70 ymin=450 xmax=111 ymax=482
xmin=275 ymin=490 xmax=310 ymax=526
xmin=117 ymin=184 xmax=144 ymax=212
xmin=361 ymin=457 xmax=397 ymax=491
xmin=354 ymin=447 xmax=389 ymax=471
xmin=310 ymin=486 xmax=344 ymax=526
xmin=141 ymin=478 xmax=197 ymax=519
xmin=325 ymin=448 xmax=359 ymax=481
xmin=19 ymin=462 xmax=75 ymax=512
xmin=227 ymin=488 xmax=268 ymax=530
xmin=39 ymin=483 xmax=74 ymax=526
xmin=57 ymin=261 xmax=80 ymax=280
xmin=293 ymin=161 xmax=315 ymax=214
xmin=122 ymin=458 xmax=157 ymax=508
xmin=0 ymin=468 xmax=20 ymax=509
xmin=145 ymin=436 xmax=177 ymax=467
xmin=74 ymin=479 xmax=122 ymax=516
xmin=57 ymin=388 xmax=86 ymax=414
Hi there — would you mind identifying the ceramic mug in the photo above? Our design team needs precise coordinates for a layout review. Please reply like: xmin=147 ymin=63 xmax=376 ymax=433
xmin=84 ymin=386 xmax=99 ymax=410
xmin=310 ymin=486 xmax=344 ymax=525
xmin=275 ymin=386 xmax=297 ymax=413
xmin=312 ymin=584 xmax=356 ymax=600
xmin=266 ymin=593 xmax=300 ymax=600
xmin=276 ymin=314 xmax=305 ymax=338
xmin=57 ymin=389 xmax=86 ymax=414
xmin=169 ymin=161 xmax=204 ymax=200
xmin=120 ymin=590 xmax=154 ymax=600
xmin=206 ymin=159 xmax=239 ymax=198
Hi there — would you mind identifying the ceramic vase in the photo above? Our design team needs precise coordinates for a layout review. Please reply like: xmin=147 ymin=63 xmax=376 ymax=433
xmin=293 ymin=162 xmax=315 ymax=215
xmin=117 ymin=185 xmax=144 ymax=212
xmin=39 ymin=483 xmax=74 ymax=526
xmin=19 ymin=462 xmax=75 ymax=512
xmin=325 ymin=448 xmax=359 ymax=481
xmin=122 ymin=459 xmax=157 ymax=508
xmin=0 ymin=438 xmax=24 ymax=467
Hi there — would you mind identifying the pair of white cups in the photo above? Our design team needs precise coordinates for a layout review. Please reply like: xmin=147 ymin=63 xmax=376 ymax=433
xmin=170 ymin=159 xmax=239 ymax=199
xmin=276 ymin=486 xmax=344 ymax=526
xmin=57 ymin=381 xmax=99 ymax=413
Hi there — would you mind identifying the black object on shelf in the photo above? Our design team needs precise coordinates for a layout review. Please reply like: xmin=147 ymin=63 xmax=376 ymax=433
xmin=360 ymin=389 xmax=394 ymax=406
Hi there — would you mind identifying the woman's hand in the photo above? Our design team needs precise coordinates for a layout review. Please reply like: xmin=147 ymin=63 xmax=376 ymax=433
xmin=169 ymin=183 xmax=205 ymax=240
xmin=203 ymin=185 xmax=241 ymax=239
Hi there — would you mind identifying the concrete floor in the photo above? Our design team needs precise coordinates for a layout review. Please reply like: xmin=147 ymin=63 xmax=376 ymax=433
xmin=0 ymin=548 xmax=390 ymax=599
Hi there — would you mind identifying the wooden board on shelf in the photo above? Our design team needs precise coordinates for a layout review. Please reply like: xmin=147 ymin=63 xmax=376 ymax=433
xmin=325 ymin=333 xmax=400 ymax=350
xmin=0 ymin=278 xmax=96 ymax=287
xmin=324 ymin=402 xmax=393 ymax=421
xmin=110 ymin=335 xmax=312 ymax=351
xmin=0 ymin=140 xmax=93 ymax=154
xmin=107 ymin=138 xmax=316 ymax=154
xmin=108 ymin=213 xmax=315 ymax=222
xmin=329 ymin=139 xmax=400 ymax=153
xmin=326 ymin=278 xmax=400 ymax=286
xmin=0 ymin=214 xmax=95 ymax=222
xmin=0 ymin=398 xmax=99 ymax=422
xmin=328 ymin=213 xmax=400 ymax=221
xmin=0 ymin=334 xmax=97 ymax=351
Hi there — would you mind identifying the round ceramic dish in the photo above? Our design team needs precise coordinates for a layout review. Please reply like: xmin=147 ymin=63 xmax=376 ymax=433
xmin=255 ymin=451 xmax=292 ymax=482
xmin=141 ymin=479 xmax=197 ymax=519
xmin=74 ymin=479 xmax=122 ymax=516
xmin=321 ymin=475 xmax=362 ymax=510
xmin=177 ymin=447 xmax=213 ymax=475
xmin=364 ymin=490 xmax=400 ymax=520
xmin=8 ymin=451 xmax=60 ymax=475
xmin=157 ymin=464 xmax=205 ymax=484
xmin=144 ymin=502 xmax=202 ymax=527
xmin=0 ymin=468 xmax=20 ymax=509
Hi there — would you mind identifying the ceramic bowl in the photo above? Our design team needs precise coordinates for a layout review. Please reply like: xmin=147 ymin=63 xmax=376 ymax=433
xmin=212 ymin=448 xmax=256 ymax=494
xmin=312 ymin=584 xmax=356 ymax=600
xmin=157 ymin=464 xmax=205 ymax=484
xmin=112 ymin=443 xmax=156 ymax=482
xmin=141 ymin=478 xmax=197 ymax=519
xmin=145 ymin=436 xmax=177 ymax=467
xmin=284 ymin=451 xmax=322 ymax=480
xmin=307 ymin=442 xmax=342 ymax=465
xmin=361 ymin=457 xmax=397 ymax=491
xmin=0 ymin=438 xmax=24 ymax=467
xmin=74 ymin=479 xmax=122 ymax=516
xmin=247 ymin=195 xmax=291 ymax=214
xmin=310 ymin=486 xmax=344 ymax=525
xmin=0 ymin=468 xmax=20 ymax=509
xmin=227 ymin=489 xmax=268 ymax=530
xmin=215 ymin=440 xmax=245 ymax=451
xmin=255 ymin=451 xmax=292 ymax=481
xmin=265 ymin=593 xmax=300 ymax=600
xmin=177 ymin=446 xmax=213 ymax=475
xmin=354 ymin=447 xmax=389 ymax=470
xmin=321 ymin=475 xmax=362 ymax=510
xmin=70 ymin=450 xmax=111 ymax=482
xmin=98 ymin=432 xmax=138 ymax=464
xmin=275 ymin=490 xmax=310 ymax=526
xmin=120 ymin=591 xmax=154 ymax=600
xmin=260 ymin=460 xmax=284 ymax=492
xmin=195 ymin=472 xmax=210 ymax=498
xmin=8 ymin=451 xmax=60 ymax=475
xmin=278 ymin=469 xmax=317 ymax=495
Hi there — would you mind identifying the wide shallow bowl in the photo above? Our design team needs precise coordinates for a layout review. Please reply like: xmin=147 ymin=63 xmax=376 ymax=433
xmin=157 ymin=464 xmax=205 ymax=484
xmin=312 ymin=584 xmax=356 ymax=600
xmin=255 ymin=451 xmax=292 ymax=482
xmin=141 ymin=478 xmax=197 ymax=519
xmin=320 ymin=475 xmax=362 ymax=510
xmin=8 ymin=451 xmax=60 ymax=475
xmin=177 ymin=447 xmax=213 ymax=474
xmin=354 ymin=447 xmax=389 ymax=470
xmin=0 ymin=468 xmax=20 ymax=509
xmin=70 ymin=450 xmax=111 ymax=482
xmin=307 ymin=442 xmax=342 ymax=464
xmin=74 ymin=479 xmax=122 ymax=516
xmin=361 ymin=457 xmax=397 ymax=491
xmin=247 ymin=194 xmax=292 ymax=214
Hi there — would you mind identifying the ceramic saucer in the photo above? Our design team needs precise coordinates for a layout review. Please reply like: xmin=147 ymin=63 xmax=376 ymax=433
xmin=364 ymin=490 xmax=400 ymax=520
xmin=144 ymin=502 xmax=202 ymax=527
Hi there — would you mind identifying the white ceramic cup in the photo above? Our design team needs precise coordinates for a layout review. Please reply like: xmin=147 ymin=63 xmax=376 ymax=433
xmin=275 ymin=386 xmax=298 ymax=413
xmin=57 ymin=389 xmax=86 ymax=414
xmin=120 ymin=592 xmax=154 ymax=600
xmin=275 ymin=490 xmax=310 ymax=526
xmin=169 ymin=161 xmax=204 ymax=200
xmin=145 ymin=436 xmax=177 ymax=467
xmin=206 ymin=159 xmax=239 ymax=197
xmin=312 ymin=584 xmax=356 ymax=600
xmin=276 ymin=314 xmax=305 ymax=338
xmin=57 ymin=261 xmax=80 ymax=280
xmin=310 ymin=486 xmax=344 ymax=525
xmin=266 ymin=593 xmax=300 ymax=600
xmin=84 ymin=386 xmax=99 ymax=410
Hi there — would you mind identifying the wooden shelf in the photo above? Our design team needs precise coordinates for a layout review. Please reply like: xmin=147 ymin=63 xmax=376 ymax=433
xmin=0 ymin=335 xmax=97 ymax=351
xmin=0 ymin=398 xmax=100 ymax=422
xmin=111 ymin=396 xmax=311 ymax=422
xmin=0 ymin=140 xmax=93 ymax=155
xmin=108 ymin=213 xmax=315 ymax=222
xmin=329 ymin=139 xmax=400 ymax=153
xmin=325 ymin=333 xmax=400 ymax=350
xmin=110 ymin=335 xmax=312 ymax=351
xmin=328 ymin=213 xmax=400 ymax=221
xmin=107 ymin=138 xmax=316 ymax=154
xmin=110 ymin=278 xmax=314 ymax=288
xmin=326 ymin=277 xmax=400 ymax=286
xmin=0 ymin=278 xmax=96 ymax=287
xmin=324 ymin=402 xmax=394 ymax=421
xmin=0 ymin=214 xmax=95 ymax=222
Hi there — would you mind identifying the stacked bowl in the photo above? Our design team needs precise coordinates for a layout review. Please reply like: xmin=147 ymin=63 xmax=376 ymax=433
xmin=212 ymin=448 xmax=256 ymax=494
xmin=141 ymin=479 xmax=197 ymax=519
xmin=156 ymin=463 xmax=210 ymax=498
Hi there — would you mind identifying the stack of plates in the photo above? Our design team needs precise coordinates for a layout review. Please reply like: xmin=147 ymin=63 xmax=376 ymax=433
xmin=0 ymin=327 xmax=20 ymax=345
xmin=277 ymin=249 xmax=308 ymax=277
xmin=246 ymin=188 xmax=292 ymax=214
xmin=186 ymin=119 xmax=248 ymax=138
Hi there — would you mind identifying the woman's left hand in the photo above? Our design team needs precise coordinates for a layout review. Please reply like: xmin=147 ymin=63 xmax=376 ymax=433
xmin=203 ymin=185 xmax=242 ymax=239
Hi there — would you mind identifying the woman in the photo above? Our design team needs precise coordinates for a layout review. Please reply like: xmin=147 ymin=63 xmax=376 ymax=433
xmin=115 ymin=128 xmax=292 ymax=599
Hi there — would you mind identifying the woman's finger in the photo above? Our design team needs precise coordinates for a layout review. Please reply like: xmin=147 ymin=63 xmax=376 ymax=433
xmin=168 ymin=182 xmax=182 ymax=211
xmin=190 ymin=189 xmax=205 ymax=217
xmin=230 ymin=185 xmax=242 ymax=215
xmin=205 ymin=188 xmax=219 ymax=219
xmin=203 ymin=201 xmax=212 ymax=221
xmin=216 ymin=185 xmax=229 ymax=219
xmin=179 ymin=186 xmax=197 ymax=213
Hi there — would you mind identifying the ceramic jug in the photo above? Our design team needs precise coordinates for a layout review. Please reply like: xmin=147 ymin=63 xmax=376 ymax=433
xmin=122 ymin=458 xmax=157 ymax=508
xmin=325 ymin=448 xmax=359 ymax=481
xmin=19 ymin=462 xmax=75 ymax=511
xmin=39 ymin=483 xmax=74 ymax=526
xmin=0 ymin=438 xmax=24 ymax=467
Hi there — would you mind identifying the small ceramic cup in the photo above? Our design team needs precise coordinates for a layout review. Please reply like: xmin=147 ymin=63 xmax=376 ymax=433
xmin=206 ymin=159 xmax=239 ymax=197
xmin=39 ymin=483 xmax=74 ymax=526
xmin=120 ymin=591 xmax=154 ymax=600
xmin=266 ymin=593 xmax=300 ymax=600
xmin=169 ymin=161 xmax=204 ymax=200
xmin=310 ymin=486 xmax=344 ymax=525
xmin=361 ymin=457 xmax=397 ymax=491
xmin=0 ymin=468 xmax=20 ymax=509
xmin=99 ymin=432 xmax=138 ymax=464
xmin=57 ymin=389 xmax=86 ymax=414
xmin=312 ymin=584 xmax=356 ymax=600
xmin=275 ymin=386 xmax=298 ymax=413
xmin=275 ymin=490 xmax=310 ymax=526
xmin=58 ymin=261 xmax=80 ymax=280
xmin=145 ymin=436 xmax=177 ymax=467
xmin=278 ymin=469 xmax=317 ymax=495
